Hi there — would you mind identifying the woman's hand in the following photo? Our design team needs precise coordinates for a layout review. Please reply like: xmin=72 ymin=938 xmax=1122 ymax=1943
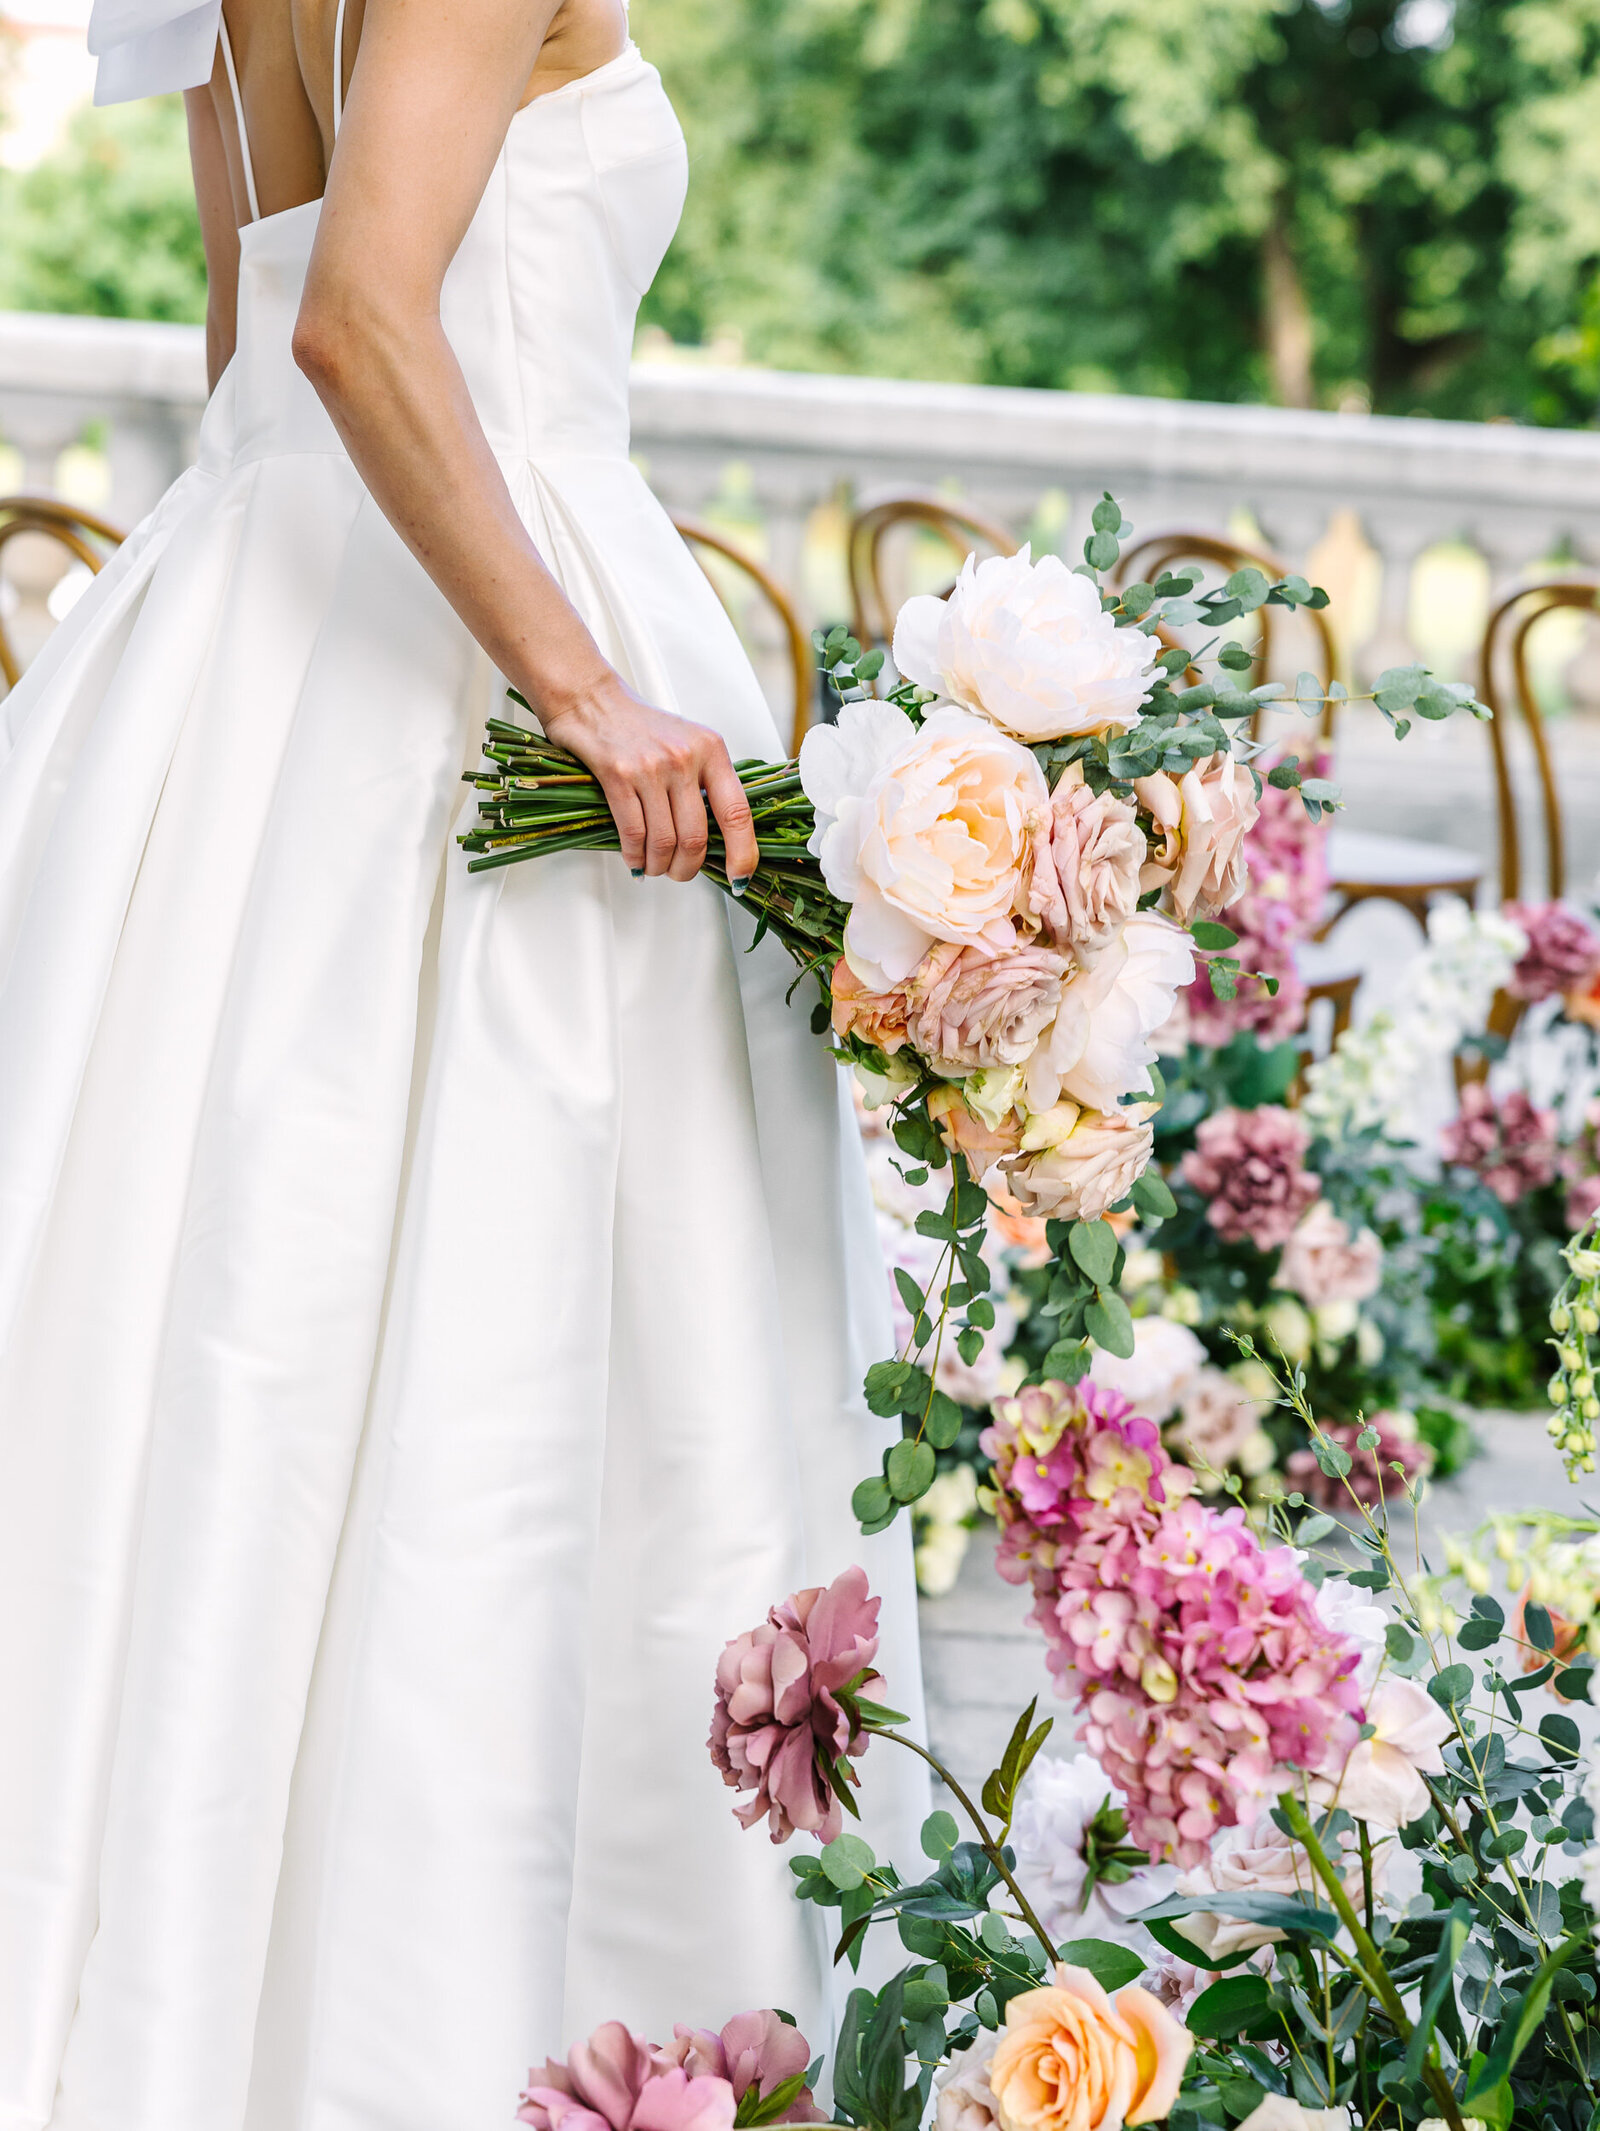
xmin=541 ymin=675 xmax=760 ymax=885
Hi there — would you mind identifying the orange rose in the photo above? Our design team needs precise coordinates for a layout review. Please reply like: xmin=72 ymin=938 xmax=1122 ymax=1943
xmin=927 ymin=1083 xmax=1025 ymax=1185
xmin=830 ymin=957 xmax=911 ymax=1054
xmin=987 ymin=1964 xmax=1192 ymax=2131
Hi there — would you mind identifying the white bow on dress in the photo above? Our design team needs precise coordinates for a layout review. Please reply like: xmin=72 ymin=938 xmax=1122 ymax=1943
xmin=87 ymin=0 xmax=221 ymax=103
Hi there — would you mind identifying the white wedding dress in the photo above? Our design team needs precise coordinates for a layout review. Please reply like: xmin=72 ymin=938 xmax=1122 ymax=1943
xmin=0 ymin=21 xmax=926 ymax=2129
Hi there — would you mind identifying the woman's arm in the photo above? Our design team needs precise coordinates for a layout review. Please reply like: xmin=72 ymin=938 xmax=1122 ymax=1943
xmin=185 ymin=85 xmax=241 ymax=393
xmin=292 ymin=0 xmax=757 ymax=885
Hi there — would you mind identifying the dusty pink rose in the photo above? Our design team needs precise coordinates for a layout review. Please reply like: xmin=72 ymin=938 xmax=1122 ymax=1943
xmin=1170 ymin=1369 xmax=1262 ymax=1476
xmin=830 ymin=958 xmax=911 ymax=1055
xmin=907 ymin=938 xmax=1069 ymax=1072
xmin=709 ymin=1565 xmax=883 ymax=1843
xmin=1440 ymin=1083 xmax=1559 ymax=1206
xmin=1181 ymin=1105 xmax=1319 ymax=1252
xmin=1274 ymin=1201 xmax=1383 ymax=1310
xmin=1005 ymin=1106 xmax=1155 ymax=1223
xmin=1505 ymin=899 xmax=1600 ymax=1003
xmin=1173 ymin=1818 xmax=1373 ymax=1958
xmin=656 ymin=2013 xmax=823 ymax=2123
xmin=927 ymin=1083 xmax=1026 ymax=1183
xmin=1317 ymin=1675 xmax=1451 ymax=1830
xmin=519 ymin=2024 xmax=736 ymax=2131
xmin=1136 ymin=752 xmax=1259 ymax=925
xmin=1024 ymin=764 xmax=1146 ymax=959
xmin=1285 ymin=1413 xmax=1432 ymax=1509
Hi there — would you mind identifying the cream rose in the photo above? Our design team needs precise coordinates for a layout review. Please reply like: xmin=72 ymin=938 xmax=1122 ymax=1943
xmin=1005 ymin=1106 xmax=1154 ymax=1224
xmin=1023 ymin=914 xmax=1196 ymax=1115
xmin=902 ymin=938 xmax=1068 ymax=1073
xmin=1089 ymin=1317 xmax=1206 ymax=1424
xmin=987 ymin=1964 xmax=1191 ymax=2131
xmin=893 ymin=549 xmax=1159 ymax=742
xmin=1025 ymin=764 xmax=1147 ymax=961
xmin=1274 ymin=1201 xmax=1383 ymax=1310
xmin=1136 ymin=752 xmax=1259 ymax=924
xmin=1318 ymin=1676 xmax=1451 ymax=1830
xmin=801 ymin=702 xmax=1049 ymax=989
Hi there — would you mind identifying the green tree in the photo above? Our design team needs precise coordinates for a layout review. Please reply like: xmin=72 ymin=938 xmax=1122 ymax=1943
xmin=0 ymin=94 xmax=207 ymax=322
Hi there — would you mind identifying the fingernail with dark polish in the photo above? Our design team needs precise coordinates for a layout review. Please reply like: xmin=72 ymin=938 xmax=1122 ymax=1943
xmin=731 ymin=876 xmax=751 ymax=897
xmin=630 ymin=868 xmax=644 ymax=878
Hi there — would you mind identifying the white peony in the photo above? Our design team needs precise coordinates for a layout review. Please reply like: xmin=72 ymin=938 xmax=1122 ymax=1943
xmin=1023 ymin=913 xmax=1196 ymax=1114
xmin=1011 ymin=1753 xmax=1175 ymax=1950
xmin=1089 ymin=1316 xmax=1206 ymax=1423
xmin=893 ymin=548 xmax=1159 ymax=741
xmin=1310 ymin=1574 xmax=1389 ymax=1697
xmin=799 ymin=701 xmax=1048 ymax=989
xmin=1235 ymin=2103 xmax=1353 ymax=2131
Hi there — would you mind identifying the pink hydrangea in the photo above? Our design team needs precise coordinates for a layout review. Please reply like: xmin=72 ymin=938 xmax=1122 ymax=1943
xmin=1504 ymin=900 xmax=1600 ymax=1004
xmin=984 ymin=1376 xmax=1364 ymax=1865
xmin=1439 ymin=1083 xmax=1559 ymax=1206
xmin=709 ymin=1566 xmax=883 ymax=1844
xmin=1284 ymin=1414 xmax=1433 ymax=1509
xmin=1181 ymin=1105 xmax=1320 ymax=1252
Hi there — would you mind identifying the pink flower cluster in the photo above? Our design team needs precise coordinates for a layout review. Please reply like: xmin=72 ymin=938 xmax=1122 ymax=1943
xmin=519 ymin=2014 xmax=821 ymax=2131
xmin=1504 ymin=899 xmax=1600 ymax=1004
xmin=1185 ymin=759 xmax=1327 ymax=1049
xmin=981 ymin=1378 xmax=1364 ymax=1866
xmin=1439 ymin=1083 xmax=1559 ymax=1206
xmin=709 ymin=1566 xmax=882 ymax=1844
xmin=1284 ymin=1414 xmax=1433 ymax=1508
xmin=1182 ymin=1104 xmax=1320 ymax=1252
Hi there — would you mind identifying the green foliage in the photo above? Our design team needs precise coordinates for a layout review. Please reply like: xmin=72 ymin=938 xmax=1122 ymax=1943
xmin=633 ymin=0 xmax=1600 ymax=422
xmin=0 ymin=96 xmax=207 ymax=322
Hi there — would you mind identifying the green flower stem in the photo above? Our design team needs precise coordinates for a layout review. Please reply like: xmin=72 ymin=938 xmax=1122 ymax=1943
xmin=1280 ymin=1793 xmax=1467 ymax=2131
xmin=861 ymin=1724 xmax=1057 ymax=1958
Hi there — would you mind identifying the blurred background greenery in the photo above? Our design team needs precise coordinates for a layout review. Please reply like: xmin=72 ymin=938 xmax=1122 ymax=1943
xmin=2 ymin=0 xmax=1599 ymax=421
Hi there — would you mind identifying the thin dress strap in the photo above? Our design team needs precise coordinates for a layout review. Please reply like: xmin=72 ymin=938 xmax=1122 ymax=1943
xmin=217 ymin=11 xmax=261 ymax=224
xmin=332 ymin=0 xmax=349 ymax=136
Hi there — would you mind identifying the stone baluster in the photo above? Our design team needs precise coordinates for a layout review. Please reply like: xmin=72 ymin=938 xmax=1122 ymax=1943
xmin=1355 ymin=516 xmax=1432 ymax=685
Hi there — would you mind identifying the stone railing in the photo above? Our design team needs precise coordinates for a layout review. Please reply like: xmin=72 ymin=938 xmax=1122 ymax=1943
xmin=7 ymin=307 xmax=1600 ymax=696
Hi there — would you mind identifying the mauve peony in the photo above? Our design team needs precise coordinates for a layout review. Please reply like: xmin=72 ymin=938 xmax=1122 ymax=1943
xmin=907 ymin=938 xmax=1070 ymax=1074
xmin=1504 ymin=899 xmax=1600 ymax=1003
xmin=1181 ymin=1105 xmax=1319 ymax=1253
xmin=1024 ymin=915 xmax=1196 ymax=1115
xmin=1316 ymin=1675 xmax=1451 ymax=1830
xmin=1440 ymin=1083 xmax=1559 ymax=1206
xmin=1136 ymin=753 xmax=1259 ymax=926
xmin=709 ymin=1566 xmax=883 ymax=1844
xmin=1006 ymin=1106 xmax=1155 ymax=1224
xmin=801 ymin=702 xmax=1048 ymax=989
xmin=656 ymin=2012 xmax=822 ymax=2123
xmin=1274 ymin=1200 xmax=1383 ymax=1310
xmin=986 ymin=1965 xmax=1192 ymax=2131
xmin=1025 ymin=764 xmax=1146 ymax=960
xmin=830 ymin=957 xmax=911 ymax=1055
xmin=893 ymin=548 xmax=1159 ymax=742
xmin=518 ymin=2025 xmax=736 ymax=2131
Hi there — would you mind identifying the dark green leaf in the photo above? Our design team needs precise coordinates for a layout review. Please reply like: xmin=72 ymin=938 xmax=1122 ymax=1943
xmin=1428 ymin=1664 xmax=1472 ymax=1709
xmin=921 ymin=1810 xmax=960 ymax=1860
xmin=1186 ymin=1974 xmax=1274 ymax=2041
xmin=1539 ymin=1712 xmax=1581 ymax=1764
xmin=1191 ymin=920 xmax=1240 ymax=950
xmin=1085 ymin=1290 xmax=1135 ymax=1358
xmin=851 ymin=1475 xmax=893 ymax=1526
xmin=1464 ymin=1934 xmax=1591 ymax=2105
xmin=1056 ymin=1938 xmax=1147 ymax=1991
xmin=1523 ymin=1602 xmax=1555 ymax=1652
xmin=925 ymin=1391 xmax=964 ymax=1449
xmin=886 ymin=1438 xmax=936 ymax=1503
xmin=1130 ymin=1171 xmax=1177 ymax=1221
xmin=1068 ymin=1219 xmax=1118 ymax=1286
xmin=1403 ymin=1900 xmax=1470 ymax=2081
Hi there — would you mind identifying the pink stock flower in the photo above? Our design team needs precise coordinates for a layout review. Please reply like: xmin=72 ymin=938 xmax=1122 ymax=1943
xmin=1181 ymin=1106 xmax=1319 ymax=1252
xmin=519 ymin=2025 xmax=736 ymax=2131
xmin=1024 ymin=765 xmax=1147 ymax=959
xmin=906 ymin=938 xmax=1070 ymax=1073
xmin=1185 ymin=897 xmax=1306 ymax=1048
xmin=1440 ymin=1083 xmax=1559 ymax=1206
xmin=985 ymin=1380 xmax=1363 ymax=1865
xmin=1504 ymin=900 xmax=1600 ymax=1003
xmin=1274 ymin=1201 xmax=1382 ymax=1310
xmin=709 ymin=1566 xmax=883 ymax=1844
xmin=656 ymin=2012 xmax=823 ymax=2123
xmin=1284 ymin=1414 xmax=1432 ymax=1509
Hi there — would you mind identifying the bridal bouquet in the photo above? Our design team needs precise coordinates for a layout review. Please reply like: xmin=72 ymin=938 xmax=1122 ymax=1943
xmin=464 ymin=496 xmax=1482 ymax=1535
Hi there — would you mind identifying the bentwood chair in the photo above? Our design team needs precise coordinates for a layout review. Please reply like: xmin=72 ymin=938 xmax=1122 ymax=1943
xmin=672 ymin=515 xmax=814 ymax=757
xmin=1116 ymin=528 xmax=1483 ymax=930
xmin=845 ymin=494 xmax=1018 ymax=655
xmin=0 ymin=495 xmax=126 ymax=691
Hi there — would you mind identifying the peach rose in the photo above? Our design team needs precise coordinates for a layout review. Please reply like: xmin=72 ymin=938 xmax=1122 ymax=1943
xmin=987 ymin=1964 xmax=1191 ymax=2131
xmin=801 ymin=702 xmax=1049 ymax=989
xmin=928 ymin=1083 xmax=1026 ymax=1183
xmin=1024 ymin=763 xmax=1147 ymax=962
xmin=1136 ymin=753 xmax=1259 ymax=925
xmin=1023 ymin=915 xmax=1195 ymax=1116
xmin=830 ymin=957 xmax=911 ymax=1054
xmin=1274 ymin=1201 xmax=1382 ymax=1310
xmin=907 ymin=939 xmax=1070 ymax=1072
xmin=1005 ymin=1105 xmax=1154 ymax=1224
xmin=893 ymin=549 xmax=1159 ymax=742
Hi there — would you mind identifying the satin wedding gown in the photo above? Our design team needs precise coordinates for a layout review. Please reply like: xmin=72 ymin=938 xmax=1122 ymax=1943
xmin=0 ymin=23 xmax=926 ymax=2129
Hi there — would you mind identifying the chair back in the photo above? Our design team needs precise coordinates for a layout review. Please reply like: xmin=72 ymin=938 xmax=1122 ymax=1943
xmin=1113 ymin=529 xmax=1339 ymax=739
xmin=1477 ymin=576 xmax=1598 ymax=906
xmin=0 ymin=496 xmax=125 ymax=690
xmin=672 ymin=516 xmax=814 ymax=757
xmin=846 ymin=494 xmax=1017 ymax=652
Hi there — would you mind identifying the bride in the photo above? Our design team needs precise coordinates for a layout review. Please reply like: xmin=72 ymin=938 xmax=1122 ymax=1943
xmin=0 ymin=0 xmax=925 ymax=2120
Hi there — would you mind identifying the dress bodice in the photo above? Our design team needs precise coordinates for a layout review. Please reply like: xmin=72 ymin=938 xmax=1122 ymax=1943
xmin=208 ymin=44 xmax=687 ymax=475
